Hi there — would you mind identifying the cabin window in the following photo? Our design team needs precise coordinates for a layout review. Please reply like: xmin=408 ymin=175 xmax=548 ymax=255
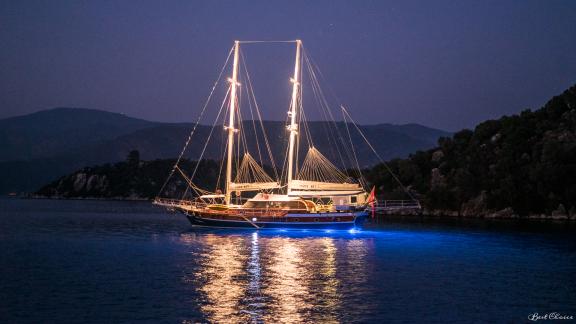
xmin=243 ymin=200 xmax=307 ymax=209
xmin=318 ymin=198 xmax=331 ymax=204
xmin=351 ymin=196 xmax=357 ymax=204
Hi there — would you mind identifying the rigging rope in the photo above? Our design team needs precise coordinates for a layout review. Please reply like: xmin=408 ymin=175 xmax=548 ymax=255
xmin=302 ymin=47 xmax=355 ymax=173
xmin=296 ymin=147 xmax=350 ymax=183
xmin=158 ymin=40 xmax=407 ymax=203
xmin=180 ymin=86 xmax=231 ymax=200
xmin=238 ymin=40 xmax=298 ymax=44
xmin=235 ymin=153 xmax=276 ymax=184
xmin=175 ymin=166 xmax=212 ymax=196
xmin=156 ymin=46 xmax=234 ymax=198
xmin=342 ymin=107 xmax=368 ymax=188
xmin=239 ymin=49 xmax=280 ymax=180
xmin=341 ymin=106 xmax=417 ymax=201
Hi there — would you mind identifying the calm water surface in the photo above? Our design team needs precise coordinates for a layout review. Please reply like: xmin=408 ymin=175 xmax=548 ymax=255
xmin=1 ymin=199 xmax=575 ymax=323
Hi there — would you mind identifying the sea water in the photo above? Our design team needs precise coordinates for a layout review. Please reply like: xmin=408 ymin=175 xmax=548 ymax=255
xmin=1 ymin=199 xmax=575 ymax=323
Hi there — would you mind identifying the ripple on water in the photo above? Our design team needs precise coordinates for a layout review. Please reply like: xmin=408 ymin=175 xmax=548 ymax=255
xmin=1 ymin=199 xmax=575 ymax=323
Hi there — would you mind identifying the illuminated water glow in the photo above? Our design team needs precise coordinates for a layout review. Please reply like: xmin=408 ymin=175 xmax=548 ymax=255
xmin=3 ymin=200 xmax=575 ymax=323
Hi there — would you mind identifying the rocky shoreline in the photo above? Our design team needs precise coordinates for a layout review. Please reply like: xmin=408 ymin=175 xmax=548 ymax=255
xmin=377 ymin=207 xmax=576 ymax=221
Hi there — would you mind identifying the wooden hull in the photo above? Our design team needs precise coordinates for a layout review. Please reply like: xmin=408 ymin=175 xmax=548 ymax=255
xmin=181 ymin=209 xmax=368 ymax=229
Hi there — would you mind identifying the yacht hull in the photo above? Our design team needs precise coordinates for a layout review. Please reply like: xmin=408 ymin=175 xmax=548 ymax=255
xmin=182 ymin=210 xmax=368 ymax=230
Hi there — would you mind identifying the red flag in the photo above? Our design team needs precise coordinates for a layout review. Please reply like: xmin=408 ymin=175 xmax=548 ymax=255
xmin=367 ymin=186 xmax=376 ymax=218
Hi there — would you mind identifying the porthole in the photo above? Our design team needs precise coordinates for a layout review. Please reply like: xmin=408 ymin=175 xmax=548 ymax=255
xmin=314 ymin=218 xmax=319 ymax=222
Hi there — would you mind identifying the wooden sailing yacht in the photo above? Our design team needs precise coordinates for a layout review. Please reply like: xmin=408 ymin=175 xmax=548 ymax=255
xmin=154 ymin=40 xmax=372 ymax=229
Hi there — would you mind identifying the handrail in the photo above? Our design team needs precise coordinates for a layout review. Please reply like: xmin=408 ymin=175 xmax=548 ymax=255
xmin=373 ymin=200 xmax=421 ymax=210
xmin=154 ymin=198 xmax=196 ymax=207
xmin=154 ymin=198 xmax=292 ymax=217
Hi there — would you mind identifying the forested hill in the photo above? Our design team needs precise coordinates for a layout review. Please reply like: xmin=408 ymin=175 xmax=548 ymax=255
xmin=366 ymin=85 xmax=576 ymax=218
xmin=35 ymin=151 xmax=219 ymax=200
xmin=31 ymin=85 xmax=576 ymax=219
xmin=0 ymin=108 xmax=449 ymax=193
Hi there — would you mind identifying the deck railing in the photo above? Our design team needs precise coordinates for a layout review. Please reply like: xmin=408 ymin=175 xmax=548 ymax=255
xmin=153 ymin=198 xmax=197 ymax=208
xmin=155 ymin=197 xmax=422 ymax=214
xmin=373 ymin=200 xmax=421 ymax=211
xmin=153 ymin=198 xmax=290 ymax=217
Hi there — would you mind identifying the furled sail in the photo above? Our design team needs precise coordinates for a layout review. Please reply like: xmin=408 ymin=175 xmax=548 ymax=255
xmin=231 ymin=153 xmax=281 ymax=191
xmin=290 ymin=147 xmax=363 ymax=196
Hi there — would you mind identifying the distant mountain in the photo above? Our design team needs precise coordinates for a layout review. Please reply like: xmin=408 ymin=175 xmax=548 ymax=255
xmin=366 ymin=84 xmax=576 ymax=218
xmin=0 ymin=108 xmax=156 ymax=161
xmin=63 ymin=121 xmax=447 ymax=166
xmin=363 ymin=123 xmax=453 ymax=144
xmin=0 ymin=108 xmax=450 ymax=193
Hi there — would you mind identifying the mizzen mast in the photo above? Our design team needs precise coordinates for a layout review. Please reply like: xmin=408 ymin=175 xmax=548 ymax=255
xmin=225 ymin=41 xmax=240 ymax=205
xmin=286 ymin=39 xmax=302 ymax=195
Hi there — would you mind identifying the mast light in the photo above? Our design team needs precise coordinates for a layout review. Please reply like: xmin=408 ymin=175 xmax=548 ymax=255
xmin=286 ymin=124 xmax=298 ymax=132
xmin=227 ymin=78 xmax=241 ymax=86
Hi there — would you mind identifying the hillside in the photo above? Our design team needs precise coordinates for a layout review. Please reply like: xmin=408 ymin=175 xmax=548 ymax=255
xmin=0 ymin=108 xmax=156 ymax=161
xmin=366 ymin=85 xmax=576 ymax=218
xmin=65 ymin=121 xmax=442 ymax=166
xmin=34 ymin=85 xmax=576 ymax=220
xmin=0 ymin=108 xmax=449 ymax=193
xmin=36 ymin=151 xmax=219 ymax=200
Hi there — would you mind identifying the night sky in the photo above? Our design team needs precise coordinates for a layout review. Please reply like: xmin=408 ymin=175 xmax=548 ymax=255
xmin=1 ymin=0 xmax=575 ymax=131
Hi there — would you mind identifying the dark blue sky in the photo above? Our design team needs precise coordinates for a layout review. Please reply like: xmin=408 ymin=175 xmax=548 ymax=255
xmin=1 ymin=0 xmax=575 ymax=131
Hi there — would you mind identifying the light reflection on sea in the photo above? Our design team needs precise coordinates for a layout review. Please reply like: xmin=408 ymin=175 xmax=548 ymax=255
xmin=1 ymin=199 xmax=576 ymax=323
xmin=178 ymin=230 xmax=368 ymax=323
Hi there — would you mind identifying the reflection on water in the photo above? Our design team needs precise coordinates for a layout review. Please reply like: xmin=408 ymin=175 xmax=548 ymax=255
xmin=267 ymin=238 xmax=308 ymax=322
xmin=246 ymin=232 xmax=263 ymax=322
xmin=191 ymin=234 xmax=249 ymax=322
xmin=179 ymin=231 xmax=368 ymax=323
xmin=3 ymin=200 xmax=576 ymax=323
xmin=315 ymin=238 xmax=340 ymax=322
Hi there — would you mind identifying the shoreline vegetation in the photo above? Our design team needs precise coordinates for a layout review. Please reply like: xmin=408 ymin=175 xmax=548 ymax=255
xmin=31 ymin=85 xmax=576 ymax=221
xmin=367 ymin=85 xmax=576 ymax=221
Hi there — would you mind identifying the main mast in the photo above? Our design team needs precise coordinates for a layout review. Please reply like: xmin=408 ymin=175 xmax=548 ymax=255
xmin=286 ymin=40 xmax=302 ymax=194
xmin=225 ymin=41 xmax=240 ymax=205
